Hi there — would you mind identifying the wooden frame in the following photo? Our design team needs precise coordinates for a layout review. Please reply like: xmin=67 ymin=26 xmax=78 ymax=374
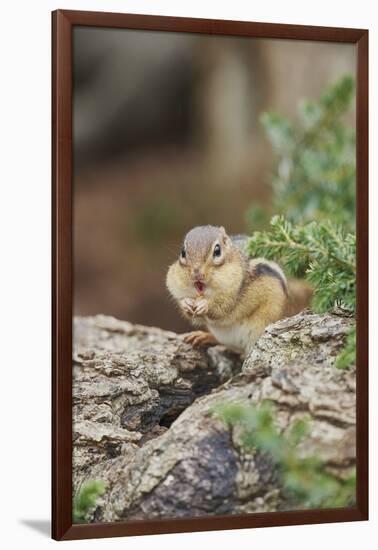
xmin=52 ymin=9 xmax=369 ymax=541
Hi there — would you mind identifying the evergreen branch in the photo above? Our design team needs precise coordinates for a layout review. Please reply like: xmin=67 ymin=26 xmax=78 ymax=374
xmin=214 ymin=401 xmax=356 ymax=509
xmin=73 ymin=480 xmax=106 ymax=523
xmin=248 ymin=215 xmax=356 ymax=312
xmin=335 ymin=325 xmax=356 ymax=369
xmin=256 ymin=75 xmax=356 ymax=230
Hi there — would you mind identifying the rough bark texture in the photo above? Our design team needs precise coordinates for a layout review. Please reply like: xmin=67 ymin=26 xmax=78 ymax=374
xmin=73 ymin=315 xmax=243 ymax=479
xmin=73 ymin=311 xmax=355 ymax=521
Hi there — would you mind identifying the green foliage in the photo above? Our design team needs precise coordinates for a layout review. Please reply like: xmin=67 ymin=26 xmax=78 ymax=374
xmin=215 ymin=401 xmax=356 ymax=509
xmin=229 ymin=77 xmax=357 ymax=507
xmin=246 ymin=77 xmax=357 ymax=364
xmin=335 ymin=325 xmax=356 ymax=369
xmin=73 ymin=480 xmax=105 ymax=523
xmin=248 ymin=215 xmax=356 ymax=313
xmin=259 ymin=75 xmax=355 ymax=228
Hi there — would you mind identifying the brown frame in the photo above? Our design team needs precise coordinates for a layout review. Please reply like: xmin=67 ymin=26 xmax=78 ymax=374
xmin=52 ymin=9 xmax=369 ymax=541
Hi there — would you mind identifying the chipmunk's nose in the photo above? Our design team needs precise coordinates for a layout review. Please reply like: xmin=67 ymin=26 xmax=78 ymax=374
xmin=192 ymin=266 xmax=205 ymax=281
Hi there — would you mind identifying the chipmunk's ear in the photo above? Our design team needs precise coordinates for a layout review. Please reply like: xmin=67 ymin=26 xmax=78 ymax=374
xmin=219 ymin=226 xmax=231 ymax=246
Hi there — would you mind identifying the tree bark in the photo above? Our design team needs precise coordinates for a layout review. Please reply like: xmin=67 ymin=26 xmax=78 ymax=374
xmin=73 ymin=310 xmax=355 ymax=521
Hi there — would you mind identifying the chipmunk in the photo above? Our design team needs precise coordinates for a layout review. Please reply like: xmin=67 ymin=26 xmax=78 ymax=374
xmin=166 ymin=225 xmax=295 ymax=355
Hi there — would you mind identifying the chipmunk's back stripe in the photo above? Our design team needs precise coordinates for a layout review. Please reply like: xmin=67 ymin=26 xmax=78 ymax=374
xmin=255 ymin=262 xmax=288 ymax=295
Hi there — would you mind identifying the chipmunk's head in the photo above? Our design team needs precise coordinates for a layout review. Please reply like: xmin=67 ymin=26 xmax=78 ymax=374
xmin=167 ymin=225 xmax=245 ymax=299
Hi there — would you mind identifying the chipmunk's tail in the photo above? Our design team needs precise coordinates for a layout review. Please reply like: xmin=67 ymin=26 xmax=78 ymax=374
xmin=284 ymin=278 xmax=314 ymax=317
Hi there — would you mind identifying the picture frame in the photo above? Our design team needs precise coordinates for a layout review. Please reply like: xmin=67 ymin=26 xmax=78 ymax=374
xmin=52 ymin=9 xmax=368 ymax=541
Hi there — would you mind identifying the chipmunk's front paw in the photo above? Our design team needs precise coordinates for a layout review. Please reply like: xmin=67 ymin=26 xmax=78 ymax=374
xmin=180 ymin=297 xmax=197 ymax=316
xmin=179 ymin=297 xmax=208 ymax=317
xmin=184 ymin=331 xmax=218 ymax=347
xmin=193 ymin=298 xmax=208 ymax=316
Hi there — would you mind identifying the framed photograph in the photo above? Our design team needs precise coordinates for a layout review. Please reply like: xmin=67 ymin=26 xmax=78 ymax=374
xmin=52 ymin=10 xmax=368 ymax=541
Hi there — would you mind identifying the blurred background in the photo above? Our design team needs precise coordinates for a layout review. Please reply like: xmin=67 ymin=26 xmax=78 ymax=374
xmin=73 ymin=27 xmax=356 ymax=332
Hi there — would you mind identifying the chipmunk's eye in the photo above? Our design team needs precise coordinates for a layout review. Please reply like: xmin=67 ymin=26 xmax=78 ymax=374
xmin=213 ymin=244 xmax=221 ymax=258
xmin=180 ymin=248 xmax=186 ymax=260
